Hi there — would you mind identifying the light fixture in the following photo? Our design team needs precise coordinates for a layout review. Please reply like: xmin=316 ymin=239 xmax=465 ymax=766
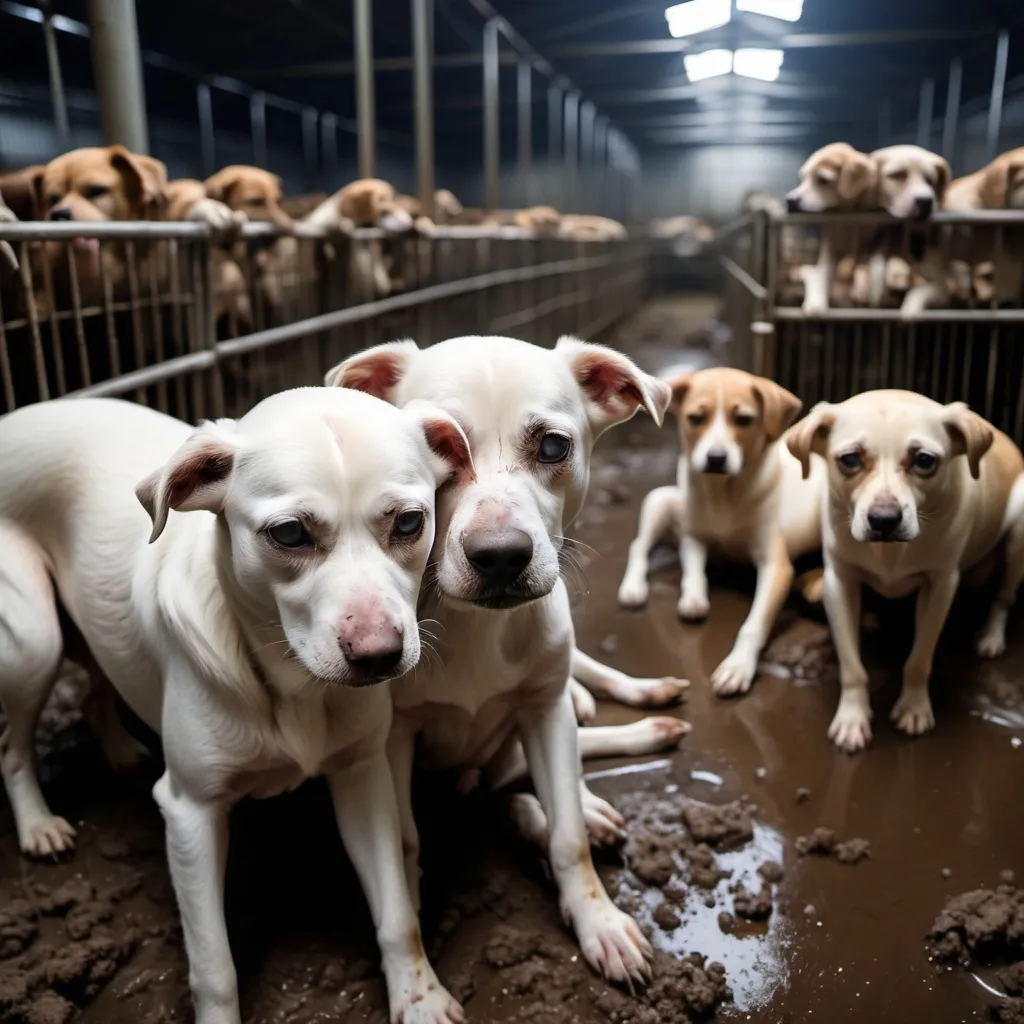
xmin=733 ymin=48 xmax=785 ymax=81
xmin=664 ymin=0 xmax=731 ymax=39
xmin=683 ymin=48 xmax=734 ymax=81
xmin=736 ymin=0 xmax=804 ymax=22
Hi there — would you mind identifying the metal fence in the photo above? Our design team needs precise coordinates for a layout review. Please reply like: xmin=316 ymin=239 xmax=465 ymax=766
xmin=716 ymin=210 xmax=1024 ymax=445
xmin=0 ymin=220 xmax=649 ymax=420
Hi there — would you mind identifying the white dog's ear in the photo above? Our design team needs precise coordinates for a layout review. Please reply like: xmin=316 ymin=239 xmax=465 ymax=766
xmin=837 ymin=149 xmax=877 ymax=203
xmin=786 ymin=402 xmax=835 ymax=480
xmin=557 ymin=337 xmax=671 ymax=434
xmin=662 ymin=369 xmax=693 ymax=417
xmin=135 ymin=422 xmax=239 ymax=543
xmin=931 ymin=154 xmax=952 ymax=203
xmin=941 ymin=402 xmax=993 ymax=480
xmin=752 ymin=378 xmax=803 ymax=442
xmin=323 ymin=339 xmax=419 ymax=400
xmin=405 ymin=401 xmax=475 ymax=485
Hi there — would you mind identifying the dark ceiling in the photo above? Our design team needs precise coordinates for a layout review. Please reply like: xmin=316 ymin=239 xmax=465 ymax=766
xmin=5 ymin=0 xmax=1024 ymax=155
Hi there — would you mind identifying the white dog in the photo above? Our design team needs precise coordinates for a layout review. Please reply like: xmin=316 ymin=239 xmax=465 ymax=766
xmin=0 ymin=391 xmax=473 ymax=1024
xmin=327 ymin=335 xmax=672 ymax=986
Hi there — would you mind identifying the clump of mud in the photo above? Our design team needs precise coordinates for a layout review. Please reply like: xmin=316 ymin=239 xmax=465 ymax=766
xmin=759 ymin=618 xmax=837 ymax=687
xmin=927 ymin=872 xmax=1024 ymax=1021
xmin=795 ymin=827 xmax=871 ymax=865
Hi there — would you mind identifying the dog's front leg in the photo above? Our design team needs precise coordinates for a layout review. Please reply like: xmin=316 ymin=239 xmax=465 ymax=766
xmin=677 ymin=532 xmax=710 ymax=620
xmin=822 ymin=560 xmax=871 ymax=752
xmin=711 ymin=530 xmax=793 ymax=697
xmin=153 ymin=773 xmax=239 ymax=1024
xmin=385 ymin=719 xmax=423 ymax=911
xmin=617 ymin=484 xmax=680 ymax=609
xmin=328 ymin=753 xmax=462 ymax=1024
xmin=518 ymin=686 xmax=652 ymax=985
xmin=801 ymin=237 xmax=833 ymax=315
xmin=891 ymin=571 xmax=959 ymax=737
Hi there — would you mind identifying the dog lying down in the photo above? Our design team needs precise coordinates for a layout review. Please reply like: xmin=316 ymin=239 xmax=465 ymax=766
xmin=787 ymin=391 xmax=1024 ymax=752
xmin=618 ymin=367 xmax=826 ymax=696
xmin=328 ymin=335 xmax=682 ymax=986
xmin=0 ymin=392 xmax=475 ymax=1024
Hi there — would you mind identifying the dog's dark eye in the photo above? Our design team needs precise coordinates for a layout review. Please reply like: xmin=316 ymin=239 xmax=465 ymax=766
xmin=888 ymin=170 xmax=908 ymax=182
xmin=82 ymin=184 xmax=110 ymax=200
xmin=393 ymin=509 xmax=425 ymax=538
xmin=912 ymin=451 xmax=938 ymax=474
xmin=47 ymin=193 xmax=62 ymax=208
xmin=814 ymin=173 xmax=832 ymax=187
xmin=734 ymin=412 xmax=755 ymax=428
xmin=686 ymin=412 xmax=706 ymax=427
xmin=267 ymin=520 xmax=312 ymax=548
xmin=537 ymin=432 xmax=571 ymax=464
xmin=837 ymin=452 xmax=863 ymax=474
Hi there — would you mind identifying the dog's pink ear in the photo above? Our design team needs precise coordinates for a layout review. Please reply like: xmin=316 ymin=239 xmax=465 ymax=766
xmin=136 ymin=422 xmax=238 ymax=543
xmin=838 ymin=150 xmax=877 ymax=203
xmin=753 ymin=378 xmax=803 ymax=442
xmin=324 ymin=339 xmax=419 ymax=401
xmin=942 ymin=402 xmax=993 ymax=480
xmin=786 ymin=402 xmax=835 ymax=480
xmin=406 ymin=402 xmax=475 ymax=485
xmin=558 ymin=337 xmax=671 ymax=434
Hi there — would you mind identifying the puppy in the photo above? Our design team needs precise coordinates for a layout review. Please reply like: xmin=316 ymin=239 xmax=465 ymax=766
xmin=785 ymin=142 xmax=878 ymax=314
xmin=328 ymin=336 xmax=672 ymax=986
xmin=943 ymin=147 xmax=1024 ymax=307
xmin=558 ymin=214 xmax=627 ymax=241
xmin=0 ymin=391 xmax=471 ymax=1024
xmin=205 ymin=165 xmax=294 ymax=230
xmin=869 ymin=145 xmax=950 ymax=317
xmin=618 ymin=367 xmax=823 ymax=695
xmin=514 ymin=205 xmax=562 ymax=234
xmin=787 ymin=391 xmax=1024 ymax=752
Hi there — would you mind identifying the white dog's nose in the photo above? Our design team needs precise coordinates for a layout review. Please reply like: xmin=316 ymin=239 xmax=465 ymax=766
xmin=338 ymin=620 xmax=405 ymax=684
xmin=464 ymin=528 xmax=533 ymax=588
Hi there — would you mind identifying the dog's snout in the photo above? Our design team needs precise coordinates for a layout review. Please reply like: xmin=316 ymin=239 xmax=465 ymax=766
xmin=866 ymin=500 xmax=903 ymax=539
xmin=339 ymin=625 xmax=405 ymax=683
xmin=704 ymin=450 xmax=729 ymax=474
xmin=464 ymin=528 xmax=534 ymax=587
xmin=786 ymin=195 xmax=802 ymax=213
xmin=913 ymin=195 xmax=934 ymax=218
xmin=49 ymin=206 xmax=73 ymax=222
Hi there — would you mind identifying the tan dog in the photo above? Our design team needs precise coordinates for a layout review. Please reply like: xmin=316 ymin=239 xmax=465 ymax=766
xmin=618 ymin=367 xmax=824 ymax=695
xmin=204 ymin=165 xmax=294 ymax=229
xmin=0 ymin=166 xmax=43 ymax=221
xmin=558 ymin=214 xmax=627 ymax=241
xmin=788 ymin=391 xmax=1024 ymax=752
xmin=785 ymin=142 xmax=879 ymax=314
xmin=513 ymin=205 xmax=562 ymax=234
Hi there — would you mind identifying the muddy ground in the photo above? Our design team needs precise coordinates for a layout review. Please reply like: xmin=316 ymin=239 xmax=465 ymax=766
xmin=1 ymin=296 xmax=1023 ymax=1023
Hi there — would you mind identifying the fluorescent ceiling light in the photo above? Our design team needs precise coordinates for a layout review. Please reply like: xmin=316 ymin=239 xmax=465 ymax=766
xmin=733 ymin=48 xmax=785 ymax=81
xmin=736 ymin=0 xmax=804 ymax=22
xmin=665 ymin=0 xmax=731 ymax=38
xmin=683 ymin=48 xmax=734 ymax=81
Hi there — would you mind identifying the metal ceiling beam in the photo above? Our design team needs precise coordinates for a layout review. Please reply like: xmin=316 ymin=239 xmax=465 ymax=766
xmin=548 ymin=28 xmax=994 ymax=59
xmin=534 ymin=2 xmax=652 ymax=43
xmin=596 ymin=80 xmax=845 ymax=105
xmin=637 ymin=109 xmax=873 ymax=127
xmin=646 ymin=125 xmax=817 ymax=144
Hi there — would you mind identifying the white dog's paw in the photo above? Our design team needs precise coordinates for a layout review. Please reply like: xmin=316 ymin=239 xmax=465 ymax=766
xmin=582 ymin=791 xmax=626 ymax=847
xmin=891 ymin=690 xmax=935 ymax=736
xmin=570 ymin=680 xmax=598 ymax=724
xmin=391 ymin=984 xmax=464 ymax=1024
xmin=612 ymin=675 xmax=690 ymax=708
xmin=827 ymin=700 xmax=872 ymax=753
xmin=711 ymin=649 xmax=757 ymax=696
xmin=570 ymin=898 xmax=652 ymax=986
xmin=802 ymin=296 xmax=827 ymax=317
xmin=975 ymin=627 xmax=1007 ymax=659
xmin=677 ymin=591 xmax=710 ymax=621
xmin=617 ymin=576 xmax=650 ymax=609
xmin=21 ymin=815 xmax=76 ymax=858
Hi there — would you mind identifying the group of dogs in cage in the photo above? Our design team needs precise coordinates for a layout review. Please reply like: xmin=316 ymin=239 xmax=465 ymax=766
xmin=0 ymin=144 xmax=629 ymax=338
xmin=1 ymin=316 xmax=1022 ymax=1024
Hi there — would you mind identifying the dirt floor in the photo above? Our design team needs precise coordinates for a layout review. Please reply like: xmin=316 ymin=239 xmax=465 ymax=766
xmin=1 ymin=295 xmax=1023 ymax=1023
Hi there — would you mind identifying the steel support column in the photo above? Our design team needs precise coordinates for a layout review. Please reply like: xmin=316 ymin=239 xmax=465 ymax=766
xmin=986 ymin=29 xmax=1010 ymax=163
xmin=354 ymin=0 xmax=376 ymax=179
xmin=483 ymin=19 xmax=501 ymax=211
xmin=41 ymin=2 xmax=70 ymax=141
xmin=86 ymin=0 xmax=149 ymax=152
xmin=942 ymin=58 xmax=962 ymax=166
xmin=916 ymin=78 xmax=934 ymax=149
xmin=518 ymin=61 xmax=532 ymax=206
xmin=412 ymin=0 xmax=435 ymax=216
xmin=564 ymin=92 xmax=579 ymax=213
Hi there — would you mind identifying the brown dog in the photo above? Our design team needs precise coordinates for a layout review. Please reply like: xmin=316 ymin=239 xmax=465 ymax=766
xmin=204 ymin=165 xmax=293 ymax=229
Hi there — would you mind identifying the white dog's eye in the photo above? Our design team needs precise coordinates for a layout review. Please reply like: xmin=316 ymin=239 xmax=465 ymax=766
xmin=267 ymin=520 xmax=312 ymax=548
xmin=393 ymin=509 xmax=425 ymax=538
xmin=734 ymin=411 xmax=755 ymax=428
xmin=537 ymin=432 xmax=572 ymax=464
xmin=837 ymin=451 xmax=863 ymax=474
xmin=686 ymin=412 xmax=706 ymax=427
xmin=912 ymin=451 xmax=938 ymax=474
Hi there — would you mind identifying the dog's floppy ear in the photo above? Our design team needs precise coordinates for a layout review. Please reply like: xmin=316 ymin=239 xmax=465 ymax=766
xmin=203 ymin=167 xmax=239 ymax=203
xmin=785 ymin=402 xmax=835 ymax=480
xmin=558 ymin=337 xmax=671 ymax=435
xmin=135 ymin=421 xmax=239 ymax=543
xmin=752 ymin=378 xmax=803 ymax=442
xmin=979 ymin=153 xmax=1024 ymax=208
xmin=662 ymin=370 xmax=692 ymax=417
xmin=405 ymin=401 xmax=475 ymax=485
xmin=941 ymin=402 xmax=993 ymax=480
xmin=837 ymin=149 xmax=877 ymax=203
xmin=931 ymin=154 xmax=952 ymax=204
xmin=324 ymin=339 xmax=419 ymax=400
xmin=109 ymin=146 xmax=167 ymax=209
